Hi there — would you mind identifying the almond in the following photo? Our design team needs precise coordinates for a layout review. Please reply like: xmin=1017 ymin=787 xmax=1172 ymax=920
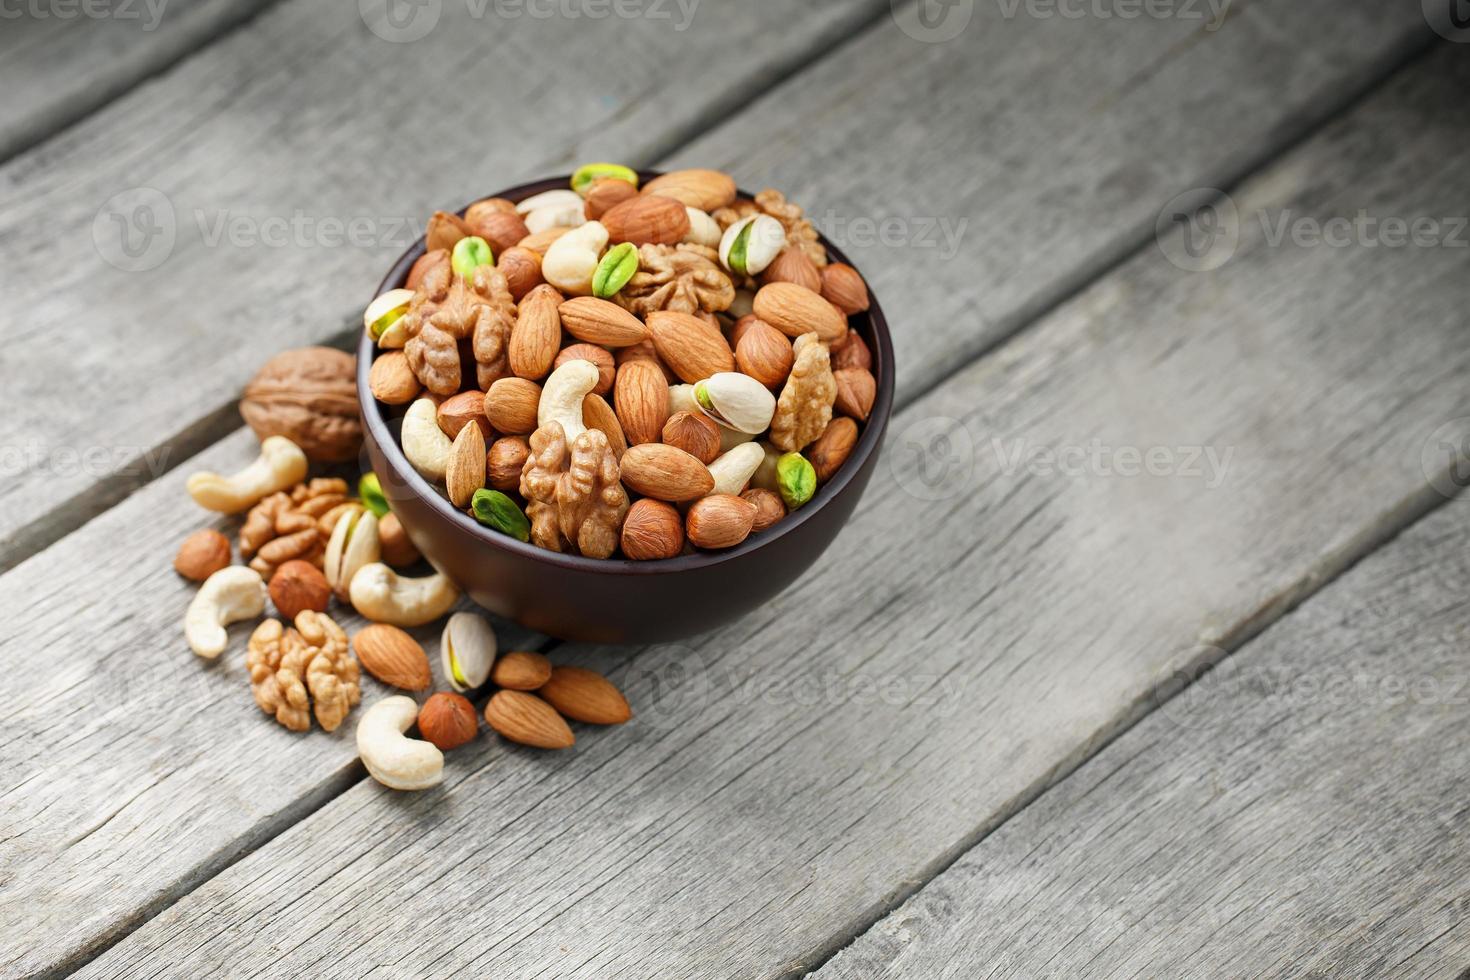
xmin=445 ymin=422 xmax=486 ymax=508
xmin=620 ymin=499 xmax=685 ymax=560
xmin=808 ymin=416 xmax=859 ymax=482
xmin=490 ymin=650 xmax=553 ymax=691
xmin=483 ymin=378 xmax=543 ymax=434
xmin=436 ymin=390 xmax=493 ymax=440
xmin=539 ymin=665 xmax=632 ymax=724
xmin=831 ymin=330 xmax=872 ymax=372
xmin=497 ymin=246 xmax=544 ymax=301
xmin=509 ymin=283 xmax=563 ymax=380
xmin=484 ymin=690 xmax=574 ymax=749
xmin=614 ymin=359 xmax=670 ymax=446
xmin=353 ymin=624 xmax=432 ymax=691
xmin=833 ymin=368 xmax=876 ymax=421
xmin=734 ymin=319 xmax=794 ymax=388
xmin=174 ymin=529 xmax=231 ymax=581
xmin=583 ymin=178 xmax=639 ymax=220
xmin=821 ymin=262 xmax=870 ymax=315
xmin=487 ymin=435 xmax=530 ymax=492
xmin=555 ymin=343 xmax=615 ymax=396
xmin=661 ymin=411 xmax=720 ymax=464
xmin=377 ymin=512 xmax=422 ymax=567
xmin=406 ymin=249 xmax=448 ymax=290
xmin=425 ymin=210 xmax=471 ymax=252
xmin=646 ymin=310 xmax=734 ymax=383
xmin=600 ymin=195 xmax=691 ymax=246
xmin=761 ymin=247 xmax=822 ymax=293
xmin=559 ymin=296 xmax=650 ymax=348
xmin=269 ymin=560 xmax=331 ymax=619
xmin=741 ymin=488 xmax=786 ymax=532
xmin=616 ymin=340 xmax=677 ymax=383
xmin=686 ymin=493 xmax=758 ymax=550
xmin=620 ymin=443 xmax=715 ymax=501
xmin=641 ymin=169 xmax=738 ymax=212
xmin=369 ymin=351 xmax=421 ymax=405
xmin=581 ymin=393 xmax=627 ymax=458
xmin=417 ymin=691 xmax=479 ymax=750
xmin=753 ymin=282 xmax=848 ymax=343
xmin=515 ymin=226 xmax=570 ymax=256
xmin=465 ymin=208 xmax=529 ymax=256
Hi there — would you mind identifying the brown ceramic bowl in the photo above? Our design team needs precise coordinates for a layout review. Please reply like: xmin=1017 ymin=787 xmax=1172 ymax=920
xmin=358 ymin=174 xmax=894 ymax=643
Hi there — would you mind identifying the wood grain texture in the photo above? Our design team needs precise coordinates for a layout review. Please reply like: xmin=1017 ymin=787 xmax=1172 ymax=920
xmin=0 ymin=0 xmax=276 ymax=162
xmin=71 ymin=45 xmax=1470 ymax=980
xmin=813 ymin=499 xmax=1470 ymax=980
xmin=0 ymin=427 xmax=544 ymax=979
xmin=0 ymin=0 xmax=887 ymax=571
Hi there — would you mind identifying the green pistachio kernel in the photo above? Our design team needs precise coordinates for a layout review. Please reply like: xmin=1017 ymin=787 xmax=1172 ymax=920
xmin=358 ymin=473 xmax=389 ymax=518
xmin=446 ymin=643 xmax=469 ymax=688
xmin=451 ymin=235 xmax=494 ymax=280
xmin=694 ymin=381 xmax=715 ymax=412
xmin=776 ymin=453 xmax=816 ymax=511
xmin=571 ymin=163 xmax=639 ymax=196
xmin=370 ymin=306 xmax=404 ymax=340
xmin=727 ymin=220 xmax=754 ymax=277
xmin=471 ymin=489 xmax=531 ymax=542
xmin=592 ymin=242 xmax=639 ymax=298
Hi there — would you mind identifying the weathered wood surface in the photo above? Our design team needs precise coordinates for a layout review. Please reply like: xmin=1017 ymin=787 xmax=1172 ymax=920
xmin=0 ymin=0 xmax=887 ymax=573
xmin=0 ymin=0 xmax=1432 ymax=572
xmin=73 ymin=45 xmax=1470 ymax=980
xmin=0 ymin=0 xmax=274 ymax=162
xmin=814 ymin=497 xmax=1470 ymax=980
xmin=0 ymin=427 xmax=545 ymax=979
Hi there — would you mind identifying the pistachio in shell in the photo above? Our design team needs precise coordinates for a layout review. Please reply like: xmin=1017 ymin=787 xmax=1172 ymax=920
xmin=693 ymin=372 xmax=777 ymax=435
xmin=441 ymin=611 xmax=497 ymax=692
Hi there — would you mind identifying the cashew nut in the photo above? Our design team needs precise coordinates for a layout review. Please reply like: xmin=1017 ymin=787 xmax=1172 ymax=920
xmin=186 ymin=436 xmax=308 ymax=514
xmin=537 ymin=359 xmax=599 ymax=444
xmin=541 ymin=220 xmax=608 ymax=295
xmin=348 ymin=563 xmax=459 ymax=627
xmin=401 ymin=398 xmax=451 ymax=483
xmin=356 ymin=696 xmax=444 ymax=791
xmin=708 ymin=441 xmax=766 ymax=496
xmin=185 ymin=566 xmax=267 ymax=659
xmin=324 ymin=509 xmax=380 ymax=601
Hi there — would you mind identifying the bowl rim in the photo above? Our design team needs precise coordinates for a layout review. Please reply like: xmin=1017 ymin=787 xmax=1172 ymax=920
xmin=358 ymin=171 xmax=896 ymax=576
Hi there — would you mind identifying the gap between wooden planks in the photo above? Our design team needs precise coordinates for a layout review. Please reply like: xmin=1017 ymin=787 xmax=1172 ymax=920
xmin=0 ymin=0 xmax=1431 ymax=574
xmin=63 ymin=40 xmax=1470 ymax=980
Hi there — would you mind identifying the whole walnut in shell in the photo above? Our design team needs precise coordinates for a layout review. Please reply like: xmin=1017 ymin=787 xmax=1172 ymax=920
xmin=240 ymin=348 xmax=361 ymax=462
xmin=615 ymin=244 xmax=735 ymax=318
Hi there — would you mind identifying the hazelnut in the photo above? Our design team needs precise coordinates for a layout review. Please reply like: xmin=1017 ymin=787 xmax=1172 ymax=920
xmin=661 ymin=411 xmax=721 ymax=465
xmin=174 ymin=529 xmax=231 ymax=581
xmin=377 ymin=512 xmax=422 ymax=568
xmin=685 ymin=494 xmax=757 ymax=550
xmin=741 ymin=488 xmax=787 ymax=532
xmin=583 ymin=177 xmax=638 ymax=220
xmin=734 ymin=320 xmax=794 ymax=389
xmin=620 ymin=499 xmax=684 ymax=560
xmin=436 ymin=390 xmax=493 ymax=441
xmin=554 ymin=344 xmax=615 ymax=397
xmin=833 ymin=368 xmax=876 ymax=421
xmin=496 ymin=247 xmax=544 ymax=302
xmin=487 ymin=436 xmax=531 ymax=493
xmin=268 ymin=560 xmax=331 ymax=619
xmin=416 ymin=692 xmax=479 ymax=751
xmin=830 ymin=331 xmax=872 ymax=373
xmin=465 ymin=207 xmax=529 ymax=256
xmin=406 ymin=249 xmax=448 ymax=291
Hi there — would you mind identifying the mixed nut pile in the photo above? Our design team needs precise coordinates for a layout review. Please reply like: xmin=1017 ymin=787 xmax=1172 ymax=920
xmin=363 ymin=165 xmax=875 ymax=558
xmin=176 ymin=430 xmax=631 ymax=793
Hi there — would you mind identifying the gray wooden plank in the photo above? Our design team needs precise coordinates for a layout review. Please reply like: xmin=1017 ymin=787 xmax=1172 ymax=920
xmin=0 ymin=426 xmax=546 ymax=979
xmin=812 ymin=498 xmax=1470 ymax=980
xmin=0 ymin=0 xmax=1431 ymax=574
xmin=71 ymin=43 xmax=1470 ymax=980
xmin=0 ymin=0 xmax=275 ymax=162
xmin=0 ymin=0 xmax=888 ymax=573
